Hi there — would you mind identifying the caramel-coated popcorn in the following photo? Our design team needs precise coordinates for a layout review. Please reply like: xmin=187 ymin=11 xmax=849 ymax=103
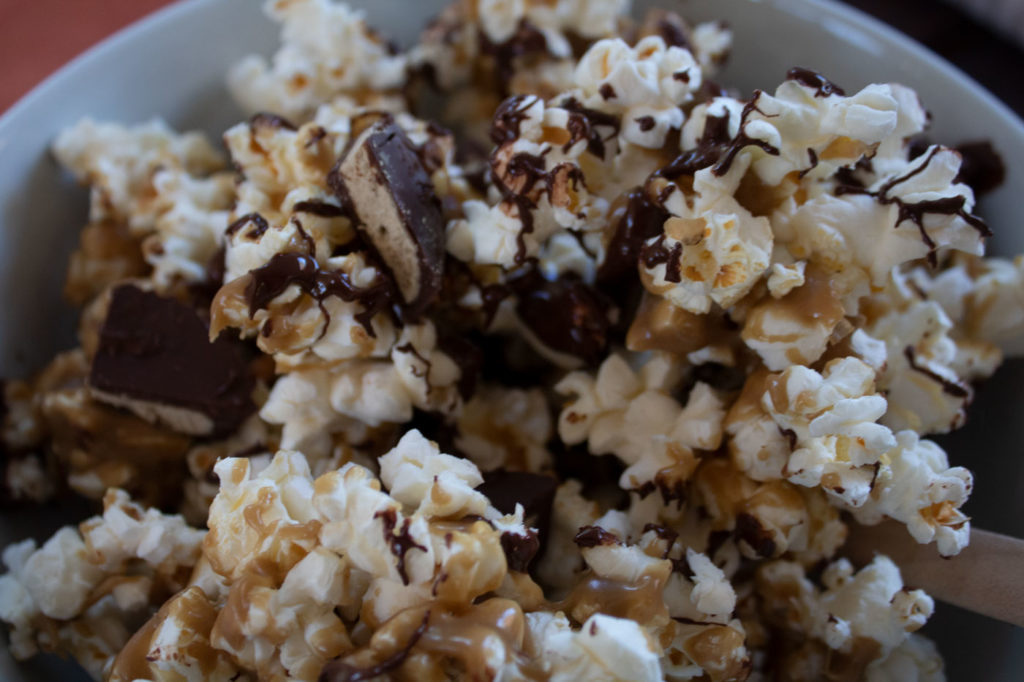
xmin=4 ymin=0 xmax=1023 ymax=680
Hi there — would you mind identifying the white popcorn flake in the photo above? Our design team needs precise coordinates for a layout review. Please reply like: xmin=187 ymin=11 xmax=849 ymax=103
xmin=574 ymin=36 xmax=701 ymax=148
xmin=758 ymin=556 xmax=933 ymax=668
xmin=853 ymin=430 xmax=972 ymax=556
xmin=455 ymin=386 xmax=553 ymax=472
xmin=767 ymin=260 xmax=806 ymax=298
xmin=686 ymin=549 xmax=736 ymax=619
xmin=53 ymin=118 xmax=225 ymax=230
xmin=763 ymin=357 xmax=896 ymax=507
xmin=557 ymin=353 xmax=722 ymax=500
xmin=380 ymin=429 xmax=488 ymax=518
xmin=228 ymin=0 xmax=408 ymax=121
xmin=773 ymin=146 xmax=986 ymax=286
xmin=525 ymin=611 xmax=663 ymax=682
xmin=642 ymin=155 xmax=773 ymax=314
xmin=865 ymin=633 xmax=944 ymax=682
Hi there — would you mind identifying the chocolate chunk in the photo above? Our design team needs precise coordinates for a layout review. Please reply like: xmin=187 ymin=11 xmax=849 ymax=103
xmin=500 ymin=531 xmax=541 ymax=572
xmin=735 ymin=512 xmax=777 ymax=558
xmin=476 ymin=470 xmax=557 ymax=558
xmin=599 ymin=83 xmax=617 ymax=100
xmin=330 ymin=117 xmax=445 ymax=319
xmin=573 ymin=525 xmax=620 ymax=548
xmin=319 ymin=610 xmax=429 ymax=682
xmin=511 ymin=271 xmax=612 ymax=366
xmin=599 ymin=189 xmax=670 ymax=285
xmin=785 ymin=67 xmax=846 ymax=97
xmin=436 ymin=335 xmax=483 ymax=401
xmin=954 ymin=140 xmax=1006 ymax=197
xmin=88 ymin=285 xmax=255 ymax=437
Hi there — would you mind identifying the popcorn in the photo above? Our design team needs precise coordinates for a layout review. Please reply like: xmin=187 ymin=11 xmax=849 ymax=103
xmin=762 ymin=358 xmax=896 ymax=507
xmin=52 ymin=119 xmax=225 ymax=230
xmin=524 ymin=611 xmax=663 ymax=681
xmin=757 ymin=556 xmax=934 ymax=677
xmin=773 ymin=145 xmax=987 ymax=286
xmin=0 ymin=491 xmax=204 ymax=673
xmin=557 ymin=353 xmax=723 ymax=501
xmin=574 ymin=36 xmax=701 ymax=148
xmin=455 ymin=386 xmax=553 ymax=472
xmin=53 ymin=119 xmax=232 ymax=295
xmin=227 ymin=0 xmax=407 ymax=121
xmin=851 ymin=431 xmax=972 ymax=557
xmin=641 ymin=155 xmax=773 ymax=314
xmin=6 ymin=0 xmax=1019 ymax=678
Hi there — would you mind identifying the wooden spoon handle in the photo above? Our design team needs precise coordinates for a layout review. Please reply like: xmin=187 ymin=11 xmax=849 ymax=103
xmin=844 ymin=521 xmax=1024 ymax=628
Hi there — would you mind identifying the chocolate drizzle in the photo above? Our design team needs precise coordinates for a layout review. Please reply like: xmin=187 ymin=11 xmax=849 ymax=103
xmin=903 ymin=346 xmax=970 ymax=398
xmin=598 ymin=188 xmax=670 ymax=285
xmin=226 ymin=213 xmax=270 ymax=239
xmin=639 ymin=233 xmax=684 ymax=283
xmin=785 ymin=67 xmax=846 ymax=97
xmin=635 ymin=116 xmax=656 ymax=132
xmin=500 ymin=531 xmax=541 ymax=572
xmin=711 ymin=95 xmax=780 ymax=177
xmin=559 ymin=97 xmax=622 ymax=160
xmin=573 ymin=525 xmax=620 ymax=548
xmin=245 ymin=252 xmax=395 ymax=336
xmin=319 ymin=610 xmax=430 ymax=682
xmin=498 ymin=152 xmax=553 ymax=264
xmin=374 ymin=509 xmax=427 ymax=585
xmin=511 ymin=272 xmax=611 ymax=365
xmin=250 ymin=112 xmax=298 ymax=132
xmin=292 ymin=200 xmax=348 ymax=218
xmin=491 ymin=95 xmax=537 ymax=146
xmin=735 ymin=512 xmax=777 ymax=557
xmin=835 ymin=146 xmax=991 ymax=265
xmin=599 ymin=83 xmax=617 ymax=100
xmin=656 ymin=110 xmax=733 ymax=180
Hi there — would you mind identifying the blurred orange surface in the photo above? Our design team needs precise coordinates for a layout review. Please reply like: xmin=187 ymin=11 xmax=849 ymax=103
xmin=0 ymin=0 xmax=175 ymax=114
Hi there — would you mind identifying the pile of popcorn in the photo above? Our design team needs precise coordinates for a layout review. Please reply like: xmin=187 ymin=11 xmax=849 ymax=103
xmin=0 ymin=0 xmax=1019 ymax=679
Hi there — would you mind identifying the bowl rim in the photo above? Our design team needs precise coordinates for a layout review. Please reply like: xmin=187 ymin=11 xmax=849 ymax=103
xmin=2 ymin=0 xmax=1023 ymax=138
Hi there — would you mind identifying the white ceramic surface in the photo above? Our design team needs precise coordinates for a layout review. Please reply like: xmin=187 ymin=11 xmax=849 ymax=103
xmin=1 ymin=0 xmax=1022 ymax=679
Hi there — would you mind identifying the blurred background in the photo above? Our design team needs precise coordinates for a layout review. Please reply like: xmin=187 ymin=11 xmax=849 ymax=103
xmin=2 ymin=0 xmax=1024 ymax=115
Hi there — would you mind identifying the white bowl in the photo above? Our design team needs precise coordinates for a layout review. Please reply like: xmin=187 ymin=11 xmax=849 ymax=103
xmin=2 ymin=0 xmax=1023 ymax=679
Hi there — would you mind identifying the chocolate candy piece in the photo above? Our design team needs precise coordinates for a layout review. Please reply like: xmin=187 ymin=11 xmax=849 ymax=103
xmin=476 ymin=470 xmax=558 ymax=568
xmin=330 ymin=116 xmax=445 ymax=319
xmin=512 ymin=271 xmax=612 ymax=367
xmin=89 ymin=285 xmax=255 ymax=437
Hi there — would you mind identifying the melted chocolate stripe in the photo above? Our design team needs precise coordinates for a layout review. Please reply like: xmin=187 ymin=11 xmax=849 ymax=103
xmin=245 ymin=252 xmax=394 ymax=337
xmin=903 ymin=346 xmax=970 ymax=398
xmin=574 ymin=525 xmax=620 ymax=548
xmin=786 ymin=67 xmax=846 ymax=97
xmin=374 ymin=509 xmax=427 ymax=585
xmin=835 ymin=146 xmax=992 ymax=263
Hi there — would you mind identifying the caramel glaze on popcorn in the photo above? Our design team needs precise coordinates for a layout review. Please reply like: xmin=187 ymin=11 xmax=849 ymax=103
xmin=2 ymin=0 xmax=1022 ymax=680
